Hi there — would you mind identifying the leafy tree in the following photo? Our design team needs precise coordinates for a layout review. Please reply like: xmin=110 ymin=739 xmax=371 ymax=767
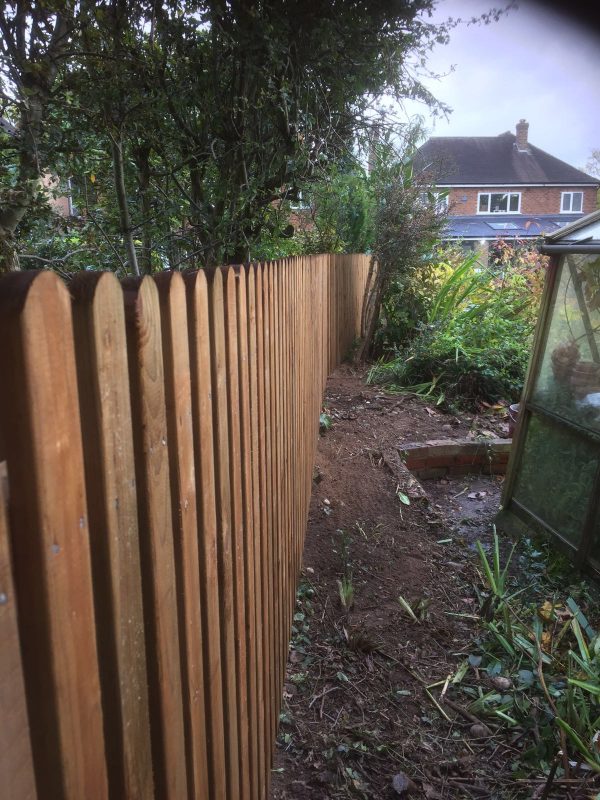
xmin=356 ymin=132 xmax=448 ymax=361
xmin=584 ymin=149 xmax=600 ymax=179
xmin=1 ymin=1 xmax=511 ymax=273
xmin=0 ymin=3 xmax=75 ymax=270
xmin=293 ymin=163 xmax=375 ymax=255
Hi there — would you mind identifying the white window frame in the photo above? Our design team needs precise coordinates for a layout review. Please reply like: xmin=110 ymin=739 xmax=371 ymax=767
xmin=290 ymin=190 xmax=310 ymax=211
xmin=477 ymin=191 xmax=521 ymax=214
xmin=560 ymin=191 xmax=583 ymax=213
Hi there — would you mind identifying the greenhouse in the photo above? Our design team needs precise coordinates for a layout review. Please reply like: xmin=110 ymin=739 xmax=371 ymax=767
xmin=500 ymin=209 xmax=600 ymax=571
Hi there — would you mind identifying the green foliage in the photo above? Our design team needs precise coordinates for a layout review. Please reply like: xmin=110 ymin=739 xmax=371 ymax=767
xmin=357 ymin=132 xmax=449 ymax=359
xmin=2 ymin=0 xmax=470 ymax=272
xmin=462 ymin=532 xmax=600 ymax=778
xmin=319 ymin=411 xmax=333 ymax=433
xmin=369 ymin=248 xmax=545 ymax=407
xmin=297 ymin=165 xmax=375 ymax=255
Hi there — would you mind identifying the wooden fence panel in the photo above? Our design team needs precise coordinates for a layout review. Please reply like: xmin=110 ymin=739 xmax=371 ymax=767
xmin=186 ymin=270 xmax=227 ymax=800
xmin=0 ymin=253 xmax=371 ymax=800
xmin=0 ymin=475 xmax=37 ymax=800
xmin=208 ymin=268 xmax=242 ymax=800
xmin=235 ymin=267 xmax=261 ymax=800
xmin=70 ymin=272 xmax=153 ymax=800
xmin=123 ymin=276 xmax=188 ymax=799
xmin=0 ymin=272 xmax=108 ymax=800
xmin=155 ymin=271 xmax=210 ymax=800
xmin=224 ymin=267 xmax=252 ymax=800
xmin=245 ymin=265 xmax=267 ymax=800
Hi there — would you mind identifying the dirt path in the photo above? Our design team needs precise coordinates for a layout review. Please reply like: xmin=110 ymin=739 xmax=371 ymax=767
xmin=270 ymin=366 xmax=513 ymax=800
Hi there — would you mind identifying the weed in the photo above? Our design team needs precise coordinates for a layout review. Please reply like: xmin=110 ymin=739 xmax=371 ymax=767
xmin=337 ymin=575 xmax=355 ymax=611
xmin=448 ymin=529 xmax=600 ymax=782
xmin=319 ymin=410 xmax=333 ymax=433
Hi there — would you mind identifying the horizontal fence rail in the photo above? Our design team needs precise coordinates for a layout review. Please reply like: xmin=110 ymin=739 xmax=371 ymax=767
xmin=0 ymin=253 xmax=370 ymax=800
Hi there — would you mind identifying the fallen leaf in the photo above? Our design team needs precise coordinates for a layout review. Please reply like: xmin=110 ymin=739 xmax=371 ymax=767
xmin=470 ymin=723 xmax=491 ymax=737
xmin=392 ymin=772 xmax=417 ymax=795
xmin=467 ymin=491 xmax=487 ymax=500
xmin=423 ymin=784 xmax=443 ymax=799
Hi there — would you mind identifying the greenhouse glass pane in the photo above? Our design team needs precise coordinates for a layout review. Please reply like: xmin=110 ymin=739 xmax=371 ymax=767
xmin=532 ymin=255 xmax=600 ymax=433
xmin=513 ymin=414 xmax=598 ymax=545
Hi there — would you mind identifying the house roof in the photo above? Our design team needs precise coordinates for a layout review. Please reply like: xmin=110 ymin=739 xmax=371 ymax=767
xmin=444 ymin=213 xmax=582 ymax=241
xmin=544 ymin=208 xmax=600 ymax=243
xmin=415 ymin=132 xmax=598 ymax=187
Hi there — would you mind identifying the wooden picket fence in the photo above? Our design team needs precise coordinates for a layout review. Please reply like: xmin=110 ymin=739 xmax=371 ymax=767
xmin=0 ymin=253 xmax=371 ymax=800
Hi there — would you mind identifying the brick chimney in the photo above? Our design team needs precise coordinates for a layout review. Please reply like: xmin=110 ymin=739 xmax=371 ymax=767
xmin=515 ymin=119 xmax=529 ymax=151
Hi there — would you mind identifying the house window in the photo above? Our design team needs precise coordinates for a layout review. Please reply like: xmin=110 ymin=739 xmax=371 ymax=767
xmin=561 ymin=191 xmax=583 ymax=213
xmin=290 ymin=190 xmax=309 ymax=210
xmin=477 ymin=192 xmax=521 ymax=214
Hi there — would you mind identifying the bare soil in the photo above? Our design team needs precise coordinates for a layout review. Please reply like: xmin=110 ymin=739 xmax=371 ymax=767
xmin=269 ymin=366 xmax=593 ymax=800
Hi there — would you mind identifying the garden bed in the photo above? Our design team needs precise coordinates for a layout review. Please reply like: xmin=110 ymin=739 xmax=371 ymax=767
xmin=270 ymin=366 xmax=600 ymax=800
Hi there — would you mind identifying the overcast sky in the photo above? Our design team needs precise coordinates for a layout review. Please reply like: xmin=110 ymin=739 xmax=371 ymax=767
xmin=400 ymin=0 xmax=600 ymax=172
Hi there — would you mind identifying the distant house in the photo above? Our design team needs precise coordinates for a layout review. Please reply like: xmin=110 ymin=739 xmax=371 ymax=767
xmin=414 ymin=120 xmax=599 ymax=254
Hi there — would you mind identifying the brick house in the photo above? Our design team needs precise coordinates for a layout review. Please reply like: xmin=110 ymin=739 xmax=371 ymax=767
xmin=415 ymin=120 xmax=599 ymax=254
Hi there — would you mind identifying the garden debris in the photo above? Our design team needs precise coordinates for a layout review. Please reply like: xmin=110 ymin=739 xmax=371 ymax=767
xmin=467 ymin=490 xmax=487 ymax=500
xmin=391 ymin=771 xmax=417 ymax=795
xmin=272 ymin=366 xmax=600 ymax=800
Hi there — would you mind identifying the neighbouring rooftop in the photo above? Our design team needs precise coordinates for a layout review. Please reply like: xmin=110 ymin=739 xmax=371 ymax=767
xmin=445 ymin=213 xmax=582 ymax=240
xmin=415 ymin=123 xmax=598 ymax=187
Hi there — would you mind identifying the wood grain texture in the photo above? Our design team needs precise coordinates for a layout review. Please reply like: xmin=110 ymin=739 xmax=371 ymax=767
xmin=262 ymin=262 xmax=277 ymax=756
xmin=185 ymin=270 xmax=227 ymax=800
xmin=246 ymin=266 xmax=267 ymax=799
xmin=254 ymin=264 xmax=273 ymax=793
xmin=70 ymin=271 xmax=153 ymax=800
xmin=224 ymin=268 xmax=251 ymax=800
xmin=207 ymin=268 xmax=241 ymax=800
xmin=0 ymin=474 xmax=37 ymax=800
xmin=0 ymin=254 xmax=372 ymax=800
xmin=155 ymin=271 xmax=210 ymax=800
xmin=235 ymin=267 xmax=261 ymax=800
xmin=123 ymin=276 xmax=188 ymax=800
xmin=0 ymin=271 xmax=108 ymax=800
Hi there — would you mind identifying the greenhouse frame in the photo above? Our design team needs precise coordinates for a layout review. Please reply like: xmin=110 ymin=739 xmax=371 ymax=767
xmin=499 ymin=209 xmax=600 ymax=572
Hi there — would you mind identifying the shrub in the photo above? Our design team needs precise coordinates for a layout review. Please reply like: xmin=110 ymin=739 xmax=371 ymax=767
xmin=368 ymin=250 xmax=545 ymax=408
